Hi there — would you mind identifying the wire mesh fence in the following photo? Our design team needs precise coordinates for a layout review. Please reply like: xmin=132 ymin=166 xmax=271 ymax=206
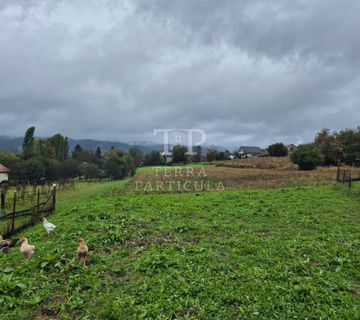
xmin=0 ymin=183 xmax=60 ymax=237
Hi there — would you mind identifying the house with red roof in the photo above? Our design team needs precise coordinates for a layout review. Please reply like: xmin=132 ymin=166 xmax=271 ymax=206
xmin=0 ymin=163 xmax=10 ymax=183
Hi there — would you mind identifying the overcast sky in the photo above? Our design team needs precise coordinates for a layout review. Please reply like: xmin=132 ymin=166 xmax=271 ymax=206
xmin=0 ymin=0 xmax=360 ymax=149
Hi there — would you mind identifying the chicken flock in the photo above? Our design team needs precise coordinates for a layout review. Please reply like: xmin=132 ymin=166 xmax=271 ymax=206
xmin=0 ymin=217 xmax=89 ymax=265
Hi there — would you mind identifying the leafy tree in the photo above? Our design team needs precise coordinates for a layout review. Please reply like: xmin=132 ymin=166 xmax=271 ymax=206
xmin=72 ymin=144 xmax=83 ymax=162
xmin=314 ymin=129 xmax=343 ymax=165
xmin=216 ymin=150 xmax=231 ymax=161
xmin=103 ymin=159 xmax=120 ymax=179
xmin=103 ymin=157 xmax=130 ymax=180
xmin=70 ymin=145 xmax=97 ymax=164
xmin=7 ymin=130 xmax=138 ymax=182
xmin=43 ymin=139 xmax=57 ymax=159
xmin=311 ymin=127 xmax=360 ymax=165
xmin=0 ymin=150 xmax=18 ymax=167
xmin=290 ymin=144 xmax=323 ymax=170
xmin=144 ymin=151 xmax=163 ymax=165
xmin=22 ymin=127 xmax=35 ymax=159
xmin=48 ymin=134 xmax=69 ymax=161
xmin=83 ymin=163 xmax=101 ymax=179
xmin=33 ymin=139 xmax=44 ymax=158
xmin=43 ymin=158 xmax=62 ymax=180
xmin=172 ymin=145 xmax=187 ymax=163
xmin=24 ymin=158 xmax=45 ymax=182
xmin=82 ymin=150 xmax=97 ymax=163
xmin=34 ymin=139 xmax=56 ymax=159
xmin=128 ymin=146 xmax=143 ymax=167
xmin=335 ymin=128 xmax=360 ymax=165
xmin=61 ymin=159 xmax=81 ymax=178
xmin=7 ymin=159 xmax=26 ymax=182
xmin=206 ymin=145 xmax=218 ymax=162
xmin=104 ymin=148 xmax=124 ymax=159
xmin=103 ymin=148 xmax=131 ymax=179
xmin=191 ymin=146 xmax=202 ymax=162
xmin=268 ymin=143 xmax=288 ymax=157
xmin=95 ymin=147 xmax=102 ymax=160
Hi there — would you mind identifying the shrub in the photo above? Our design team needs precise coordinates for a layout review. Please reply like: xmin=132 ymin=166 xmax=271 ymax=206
xmin=61 ymin=159 xmax=81 ymax=178
xmin=268 ymin=143 xmax=288 ymax=157
xmin=143 ymin=151 xmax=164 ymax=165
xmin=103 ymin=150 xmax=133 ymax=179
xmin=24 ymin=158 xmax=45 ymax=182
xmin=44 ymin=158 xmax=62 ymax=180
xmin=0 ymin=150 xmax=18 ymax=167
xmin=82 ymin=163 xmax=100 ymax=179
xmin=206 ymin=145 xmax=218 ymax=162
xmin=290 ymin=144 xmax=323 ymax=170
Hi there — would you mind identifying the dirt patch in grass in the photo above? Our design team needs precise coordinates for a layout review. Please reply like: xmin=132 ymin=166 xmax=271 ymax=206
xmin=347 ymin=288 xmax=360 ymax=297
xmin=347 ymin=282 xmax=360 ymax=297
xmin=35 ymin=315 xmax=59 ymax=320
xmin=127 ymin=233 xmax=176 ymax=247
xmin=182 ymin=237 xmax=200 ymax=245
xmin=38 ymin=304 xmax=61 ymax=320
xmin=128 ymin=237 xmax=150 ymax=247
xmin=173 ymin=307 xmax=200 ymax=319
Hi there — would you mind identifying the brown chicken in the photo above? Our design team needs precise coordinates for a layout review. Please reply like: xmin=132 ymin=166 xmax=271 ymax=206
xmin=0 ymin=234 xmax=10 ymax=247
xmin=20 ymin=237 xmax=35 ymax=259
xmin=0 ymin=235 xmax=18 ymax=253
xmin=77 ymin=237 xmax=89 ymax=266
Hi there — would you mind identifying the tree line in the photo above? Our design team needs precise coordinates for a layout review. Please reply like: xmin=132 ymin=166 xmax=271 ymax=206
xmin=0 ymin=127 xmax=139 ymax=184
xmin=1 ymin=126 xmax=359 ymax=180
xmin=143 ymin=145 xmax=233 ymax=165
xmin=268 ymin=127 xmax=360 ymax=170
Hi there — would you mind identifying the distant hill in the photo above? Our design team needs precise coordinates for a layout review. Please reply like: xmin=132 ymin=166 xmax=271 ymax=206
xmin=0 ymin=136 xmax=228 ymax=154
xmin=0 ymin=136 xmax=23 ymax=153
xmin=0 ymin=136 xmax=164 ymax=154
xmin=67 ymin=139 xmax=164 ymax=153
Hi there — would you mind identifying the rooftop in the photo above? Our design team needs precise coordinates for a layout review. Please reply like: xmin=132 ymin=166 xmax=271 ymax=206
xmin=0 ymin=163 xmax=10 ymax=173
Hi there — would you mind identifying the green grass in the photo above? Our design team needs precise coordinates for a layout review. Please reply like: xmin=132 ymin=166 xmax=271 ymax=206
xmin=0 ymin=182 xmax=122 ymax=236
xmin=0 ymin=181 xmax=360 ymax=319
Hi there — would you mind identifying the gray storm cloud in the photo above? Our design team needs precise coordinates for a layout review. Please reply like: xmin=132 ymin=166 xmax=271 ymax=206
xmin=0 ymin=0 xmax=359 ymax=148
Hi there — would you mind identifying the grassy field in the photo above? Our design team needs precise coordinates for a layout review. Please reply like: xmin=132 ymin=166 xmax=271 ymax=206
xmin=0 ymin=171 xmax=360 ymax=319
xmin=131 ymin=163 xmax=358 ymax=193
xmin=0 ymin=182 xmax=117 ymax=236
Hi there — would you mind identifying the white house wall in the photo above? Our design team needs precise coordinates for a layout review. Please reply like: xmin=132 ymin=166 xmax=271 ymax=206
xmin=0 ymin=173 xmax=8 ymax=183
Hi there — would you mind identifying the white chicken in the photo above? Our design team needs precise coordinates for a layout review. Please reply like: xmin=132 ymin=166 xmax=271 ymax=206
xmin=20 ymin=237 xmax=35 ymax=259
xmin=43 ymin=218 xmax=57 ymax=234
